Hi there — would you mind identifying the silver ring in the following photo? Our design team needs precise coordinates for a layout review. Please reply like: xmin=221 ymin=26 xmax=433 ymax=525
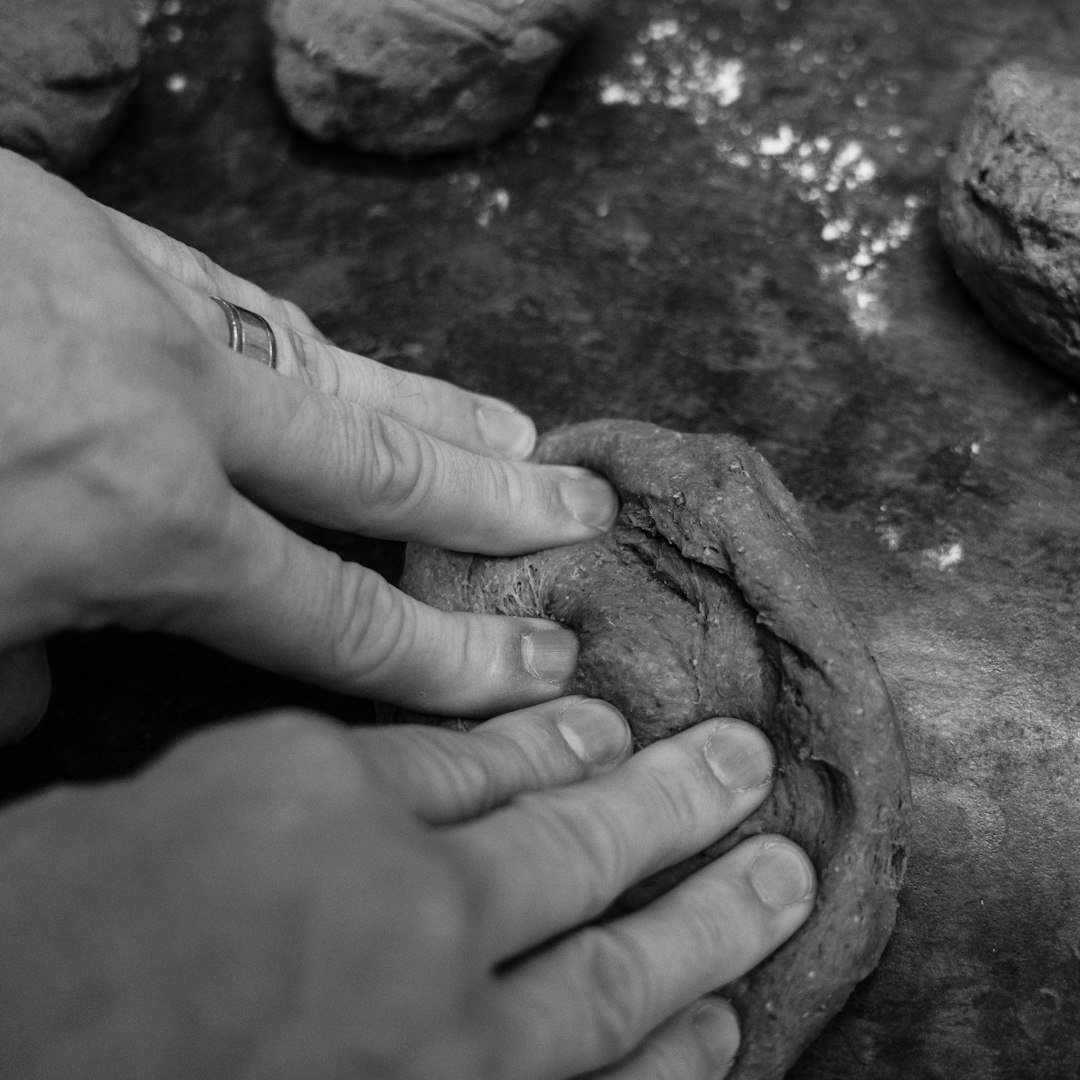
xmin=209 ymin=295 xmax=278 ymax=370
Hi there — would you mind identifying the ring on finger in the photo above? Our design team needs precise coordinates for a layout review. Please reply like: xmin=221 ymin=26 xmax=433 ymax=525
xmin=210 ymin=295 xmax=278 ymax=370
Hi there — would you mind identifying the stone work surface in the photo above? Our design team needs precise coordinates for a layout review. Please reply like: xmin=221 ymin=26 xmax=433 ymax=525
xmin=940 ymin=63 xmax=1080 ymax=385
xmin=267 ymin=0 xmax=602 ymax=155
xmin=0 ymin=0 xmax=153 ymax=173
xmin=3 ymin=0 xmax=1080 ymax=1076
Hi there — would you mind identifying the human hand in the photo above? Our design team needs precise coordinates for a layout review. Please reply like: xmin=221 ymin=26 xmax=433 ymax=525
xmin=0 ymin=699 xmax=814 ymax=1080
xmin=0 ymin=149 xmax=619 ymax=742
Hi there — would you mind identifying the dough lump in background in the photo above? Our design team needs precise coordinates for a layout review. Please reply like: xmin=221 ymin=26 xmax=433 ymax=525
xmin=266 ymin=0 xmax=601 ymax=156
xmin=400 ymin=420 xmax=911 ymax=1080
xmin=0 ymin=0 xmax=153 ymax=173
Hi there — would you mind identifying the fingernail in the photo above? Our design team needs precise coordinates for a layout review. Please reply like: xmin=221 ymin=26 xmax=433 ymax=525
xmin=704 ymin=721 xmax=774 ymax=793
xmin=521 ymin=627 xmax=578 ymax=685
xmin=748 ymin=842 xmax=816 ymax=910
xmin=560 ymin=471 xmax=619 ymax=532
xmin=476 ymin=401 xmax=536 ymax=460
xmin=692 ymin=999 xmax=740 ymax=1069
xmin=556 ymin=701 xmax=629 ymax=765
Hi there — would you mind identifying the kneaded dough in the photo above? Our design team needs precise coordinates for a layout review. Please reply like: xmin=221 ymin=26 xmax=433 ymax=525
xmin=400 ymin=419 xmax=911 ymax=1079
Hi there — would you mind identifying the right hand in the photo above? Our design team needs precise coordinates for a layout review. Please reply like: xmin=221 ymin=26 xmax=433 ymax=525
xmin=0 ymin=698 xmax=815 ymax=1079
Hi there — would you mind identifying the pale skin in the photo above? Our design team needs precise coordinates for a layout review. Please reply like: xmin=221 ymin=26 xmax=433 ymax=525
xmin=0 ymin=149 xmax=816 ymax=1079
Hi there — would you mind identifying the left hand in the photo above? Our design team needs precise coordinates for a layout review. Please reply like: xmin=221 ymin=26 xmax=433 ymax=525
xmin=0 ymin=149 xmax=620 ymax=741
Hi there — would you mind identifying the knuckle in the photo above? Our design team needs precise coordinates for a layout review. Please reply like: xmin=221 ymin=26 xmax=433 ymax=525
xmin=154 ymin=709 xmax=360 ymax=806
xmin=354 ymin=409 xmax=430 ymax=514
xmin=428 ymin=738 xmax=500 ymax=816
xmin=574 ymin=925 xmax=653 ymax=1062
xmin=378 ymin=836 xmax=479 ymax=974
xmin=240 ymin=710 xmax=364 ymax=796
xmin=513 ymin=791 xmax=629 ymax=913
xmin=135 ymin=454 xmax=221 ymax=551
xmin=481 ymin=455 xmax=521 ymax=510
xmin=325 ymin=571 xmax=409 ymax=685
xmin=184 ymin=243 xmax=217 ymax=284
xmin=73 ymin=432 xmax=224 ymax=620
xmin=479 ymin=705 xmax=593 ymax=790
xmin=251 ymin=706 xmax=349 ymax=752
xmin=283 ymin=324 xmax=329 ymax=386
xmin=516 ymin=726 xmax=577 ymax=787
xmin=380 ymin=366 xmax=432 ymax=423
xmin=460 ymin=458 xmax=524 ymax=554
xmin=643 ymin=740 xmax=721 ymax=827
xmin=684 ymin=887 xmax=740 ymax=964
xmin=460 ymin=610 xmax=503 ymax=676
xmin=278 ymin=296 xmax=312 ymax=331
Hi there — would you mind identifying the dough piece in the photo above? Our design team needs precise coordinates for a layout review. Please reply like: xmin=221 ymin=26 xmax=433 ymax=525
xmin=940 ymin=62 xmax=1080 ymax=384
xmin=400 ymin=420 xmax=911 ymax=1079
xmin=266 ymin=0 xmax=601 ymax=156
xmin=0 ymin=0 xmax=151 ymax=173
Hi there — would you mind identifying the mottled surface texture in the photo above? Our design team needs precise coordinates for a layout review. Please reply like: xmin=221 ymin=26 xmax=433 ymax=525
xmin=267 ymin=0 xmax=602 ymax=154
xmin=1 ymin=0 xmax=1079 ymax=1076
xmin=401 ymin=420 xmax=911 ymax=1080
xmin=0 ymin=0 xmax=152 ymax=172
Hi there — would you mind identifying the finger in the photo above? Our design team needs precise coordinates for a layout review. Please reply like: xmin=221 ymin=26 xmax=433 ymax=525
xmin=104 ymin=207 xmax=538 ymax=459
xmin=162 ymin=486 xmax=580 ymax=714
xmin=0 ymin=641 xmax=51 ymax=745
xmin=450 ymin=718 xmax=777 ymax=958
xmin=582 ymin=998 xmax=740 ymax=1080
xmin=97 ymin=220 xmax=611 ymax=554
xmin=103 ymin=201 xmax=331 ymax=340
xmin=202 ymin=354 xmax=617 ymax=553
xmin=497 ymin=835 xmax=814 ymax=1080
xmin=201 ymin=300 xmax=538 ymax=461
xmin=353 ymin=698 xmax=632 ymax=824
